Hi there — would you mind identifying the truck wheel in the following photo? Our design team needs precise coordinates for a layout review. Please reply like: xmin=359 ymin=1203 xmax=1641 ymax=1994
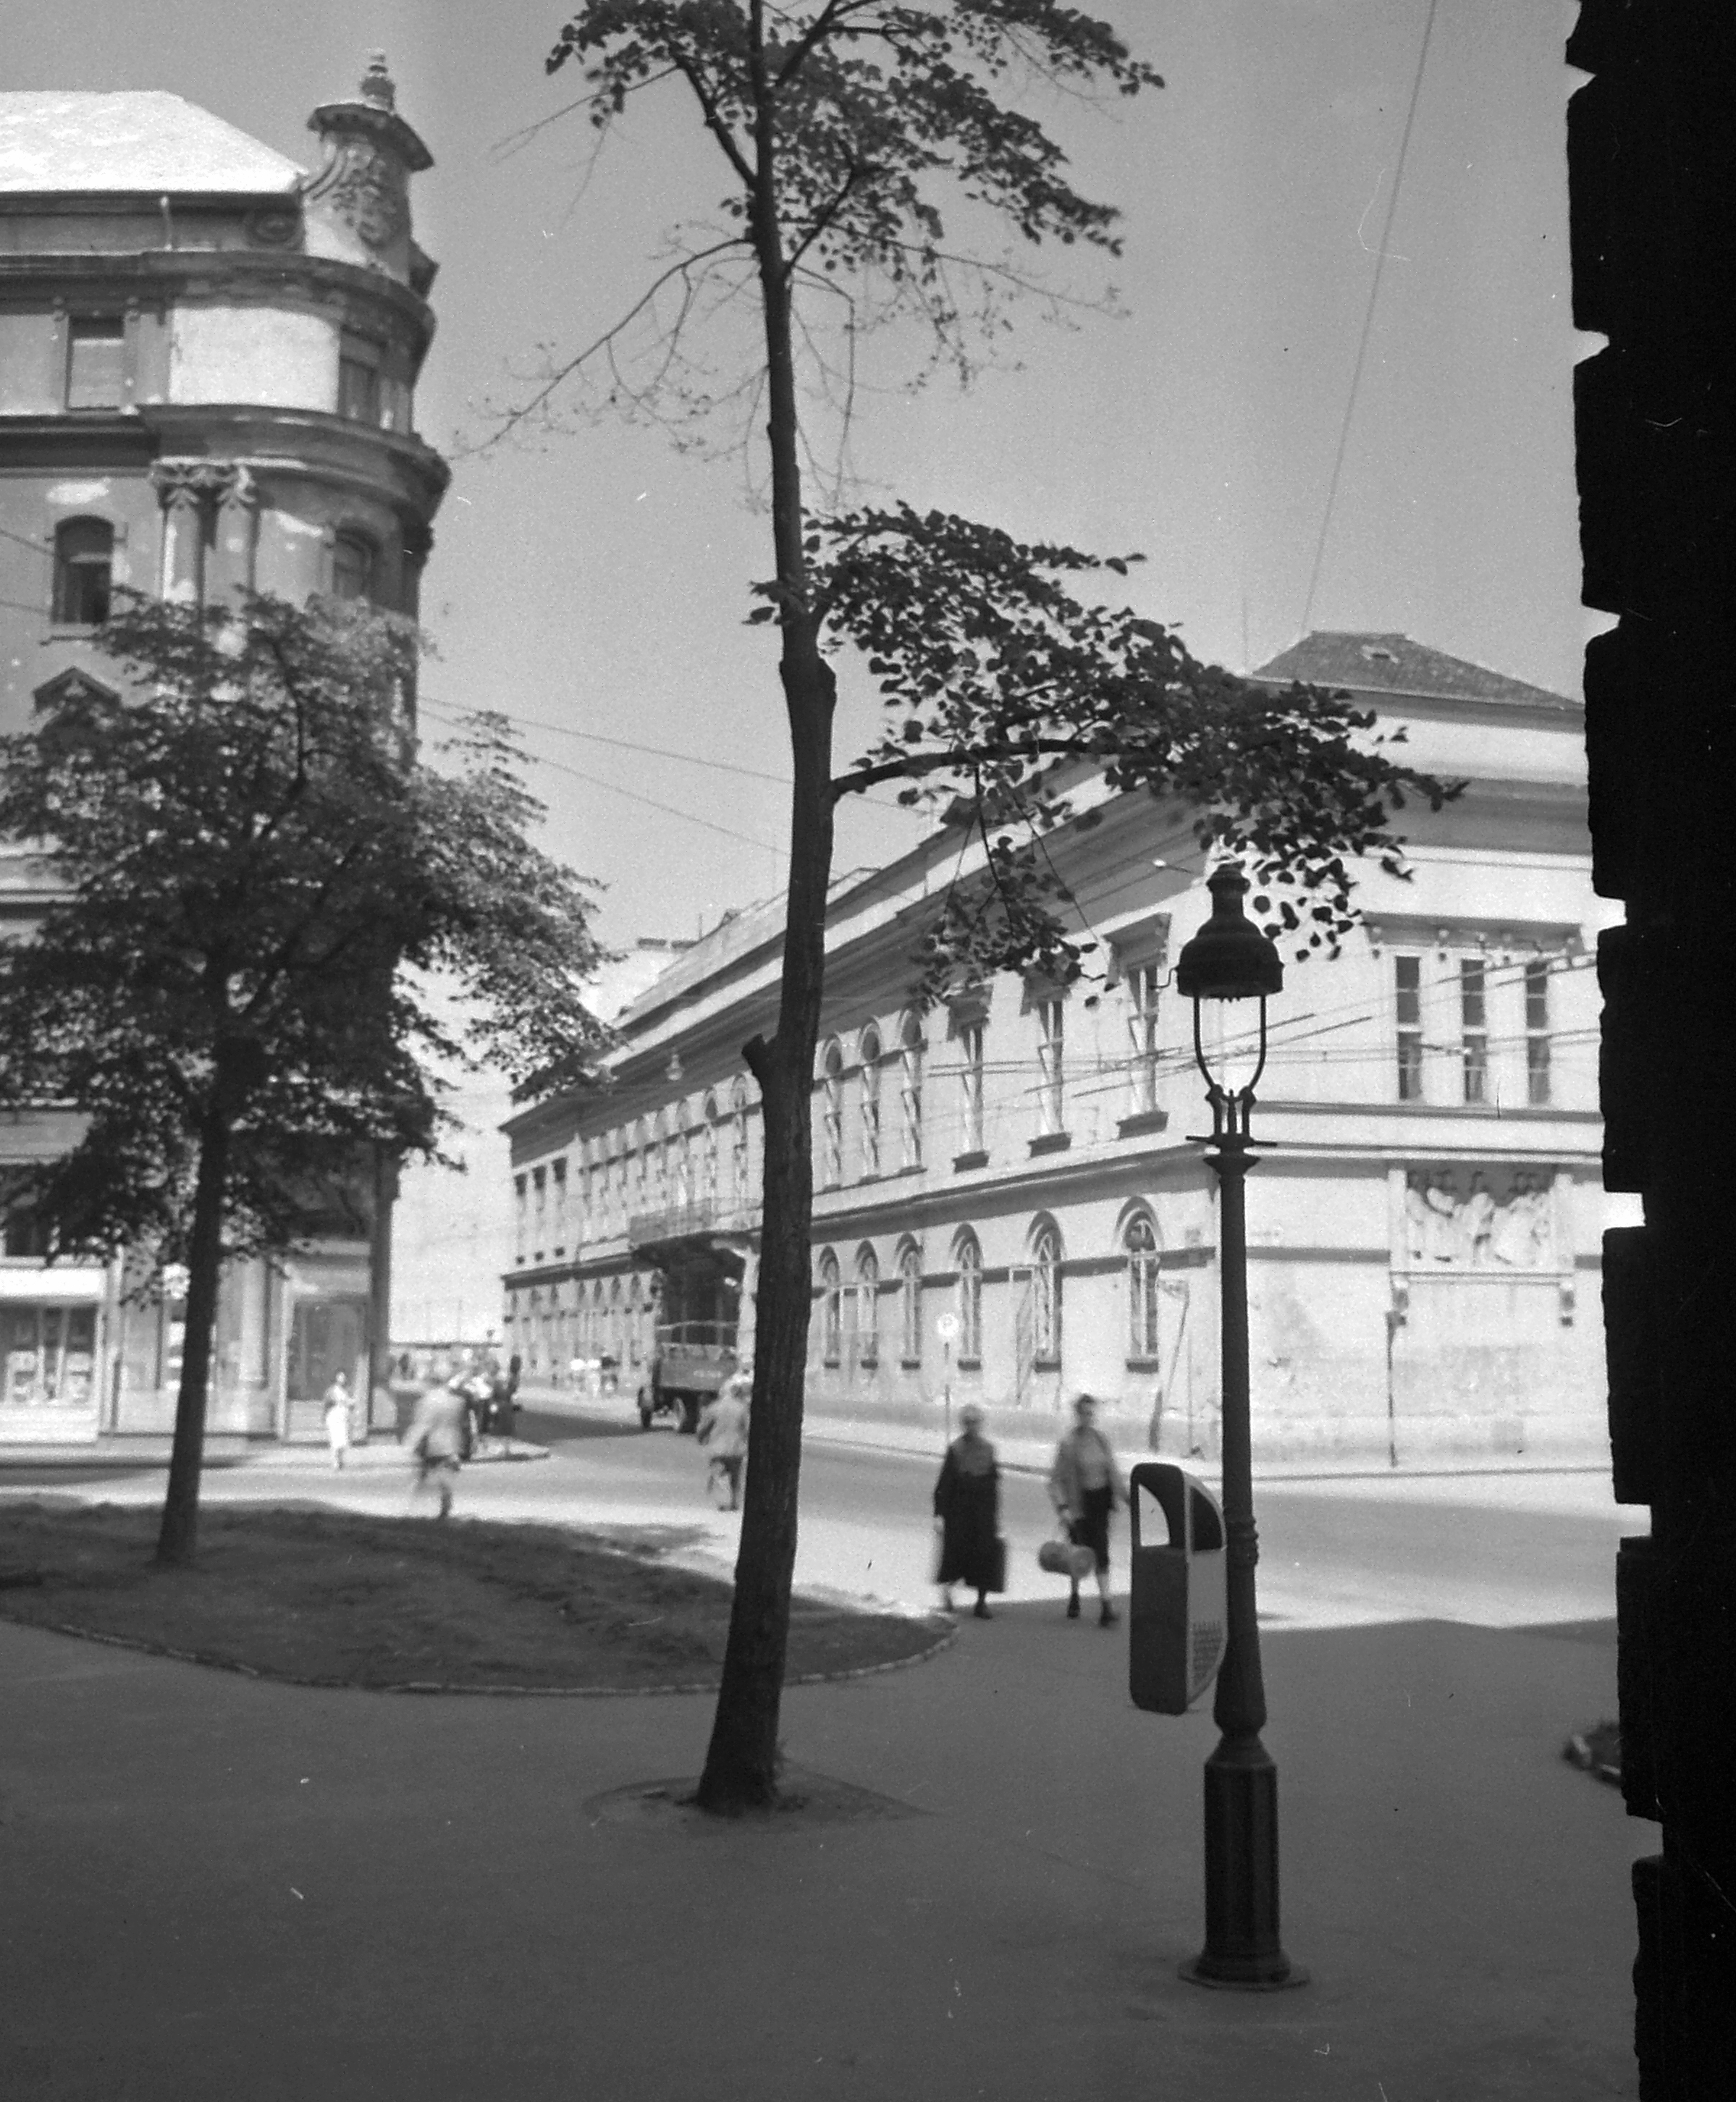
xmin=680 ymin=1396 xmax=700 ymax=1435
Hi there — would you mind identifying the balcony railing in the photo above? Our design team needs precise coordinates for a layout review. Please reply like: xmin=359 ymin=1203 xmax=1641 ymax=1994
xmin=626 ymin=1198 xmax=759 ymax=1249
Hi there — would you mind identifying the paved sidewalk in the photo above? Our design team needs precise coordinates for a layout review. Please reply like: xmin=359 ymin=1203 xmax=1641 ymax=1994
xmin=0 ymin=1576 xmax=1640 ymax=2100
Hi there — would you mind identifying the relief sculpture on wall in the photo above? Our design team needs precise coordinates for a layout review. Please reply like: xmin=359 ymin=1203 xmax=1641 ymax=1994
xmin=1401 ymin=1166 xmax=1556 ymax=1270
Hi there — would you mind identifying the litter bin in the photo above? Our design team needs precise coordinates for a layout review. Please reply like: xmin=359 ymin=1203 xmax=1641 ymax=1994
xmin=1128 ymin=1461 xmax=1226 ymax=1715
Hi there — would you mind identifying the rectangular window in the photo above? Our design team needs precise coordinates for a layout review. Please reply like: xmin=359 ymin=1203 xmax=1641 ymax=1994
xmin=339 ymin=345 xmax=382 ymax=425
xmin=66 ymin=315 xmax=126 ymax=409
xmin=552 ymin=1159 xmax=568 ymax=1253
xmin=1395 ymin=956 xmax=1423 ymax=1102
xmin=1126 ymin=964 xmax=1161 ymax=1114
xmin=513 ymin=1174 xmax=527 ymax=1258
xmin=1037 ymin=998 xmax=1065 ymax=1134
xmin=1459 ymin=958 xmax=1488 ymax=1105
xmin=958 ymin=1022 xmax=985 ymax=1154
xmin=1525 ymin=959 xmax=1552 ymax=1105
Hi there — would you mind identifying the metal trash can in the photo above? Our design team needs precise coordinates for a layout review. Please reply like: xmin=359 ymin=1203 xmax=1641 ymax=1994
xmin=1128 ymin=1461 xmax=1227 ymax=1715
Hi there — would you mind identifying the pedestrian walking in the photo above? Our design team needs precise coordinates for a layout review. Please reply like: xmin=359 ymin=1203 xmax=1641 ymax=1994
xmin=322 ymin=1370 xmax=353 ymax=1472
xmin=932 ymin=1402 xmax=1003 ymax=1618
xmin=1049 ymin=1393 xmax=1126 ymax=1626
xmin=696 ymin=1372 xmax=750 ymax=1510
xmin=403 ymin=1380 xmax=468 ymax=1519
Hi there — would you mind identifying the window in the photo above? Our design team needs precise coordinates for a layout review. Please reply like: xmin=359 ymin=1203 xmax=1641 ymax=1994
xmin=898 ymin=1013 xmax=924 ymax=1169
xmin=552 ymin=1159 xmax=568 ymax=1253
xmin=858 ymin=1027 xmax=882 ymax=1178
xmin=1032 ymin=1223 xmax=1062 ymax=1364
xmin=66 ymin=315 xmax=125 ymax=409
xmin=339 ymin=341 xmax=382 ymax=425
xmin=854 ymin=1245 xmax=880 ymax=1367
xmin=51 ymin=518 xmax=114 ymax=626
xmin=1126 ymin=963 xmax=1162 ymax=1115
xmin=820 ymin=1040 xmax=844 ymax=1188
xmin=1036 ymin=997 xmax=1066 ymax=1134
xmin=958 ymin=1021 xmax=985 ymax=1155
xmin=1395 ymin=955 xmax=1423 ymax=1102
xmin=673 ymin=1104 xmax=692 ymax=1209
xmin=513 ymin=1174 xmax=527 ymax=1257
xmin=955 ymin=1233 xmax=982 ymax=1363
xmin=1525 ymin=959 xmax=1552 ymax=1105
xmin=532 ymin=1165 xmax=547 ymax=1254
xmin=1459 ymin=959 xmax=1488 ymax=1105
xmin=2 ymin=1304 xmax=98 ymax=1406
xmin=817 ymin=1249 xmax=842 ymax=1365
xmin=1126 ymin=1212 xmax=1160 ymax=1360
xmin=331 ymin=531 xmax=377 ymax=604
xmin=730 ymin=1078 xmax=751 ymax=1210
xmin=701 ymin=1096 xmax=720 ymax=1205
xmin=898 ymin=1239 xmax=923 ymax=1364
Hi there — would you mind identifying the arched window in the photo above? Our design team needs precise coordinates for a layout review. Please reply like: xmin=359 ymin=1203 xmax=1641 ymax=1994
xmin=1126 ymin=1212 xmax=1160 ymax=1360
xmin=955 ymin=1233 xmax=982 ymax=1364
xmin=854 ymin=1244 xmax=880 ymax=1367
xmin=1032 ymin=1222 xmax=1062 ymax=1365
xmin=628 ymin=1273 xmax=645 ymax=1366
xmin=898 ymin=1012 xmax=924 ymax=1170
xmin=701 ymin=1094 xmax=720 ymax=1206
xmin=52 ymin=518 xmax=114 ymax=626
xmin=858 ymin=1026 xmax=882 ymax=1178
xmin=633 ymin=1118 xmax=649 ymax=1196
xmin=730 ymin=1076 xmax=751 ymax=1210
xmin=672 ymin=1101 xmax=691 ymax=1210
xmin=817 ymin=1249 xmax=842 ymax=1365
xmin=331 ymin=529 xmax=378 ymax=604
xmin=898 ymin=1238 xmax=923 ymax=1364
xmin=819 ymin=1039 xmax=844 ymax=1189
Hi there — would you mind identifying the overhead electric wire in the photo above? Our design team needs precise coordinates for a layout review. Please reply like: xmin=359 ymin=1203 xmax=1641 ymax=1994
xmin=1299 ymin=0 xmax=1441 ymax=636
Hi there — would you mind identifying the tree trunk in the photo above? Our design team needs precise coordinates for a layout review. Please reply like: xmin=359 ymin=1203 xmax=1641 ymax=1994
xmin=154 ymin=1108 xmax=232 ymax=1567
xmin=696 ymin=118 xmax=839 ymax=1806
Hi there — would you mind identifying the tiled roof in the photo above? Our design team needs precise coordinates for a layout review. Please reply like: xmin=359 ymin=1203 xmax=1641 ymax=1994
xmin=1250 ymin=631 xmax=1576 ymax=710
xmin=0 ymin=92 xmax=302 ymax=195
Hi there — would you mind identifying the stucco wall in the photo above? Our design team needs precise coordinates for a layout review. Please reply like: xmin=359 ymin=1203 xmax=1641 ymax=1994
xmin=169 ymin=303 xmax=337 ymax=410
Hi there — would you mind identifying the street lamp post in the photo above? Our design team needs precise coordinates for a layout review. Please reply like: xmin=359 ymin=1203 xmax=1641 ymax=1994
xmin=1175 ymin=861 xmax=1307 ymax=1991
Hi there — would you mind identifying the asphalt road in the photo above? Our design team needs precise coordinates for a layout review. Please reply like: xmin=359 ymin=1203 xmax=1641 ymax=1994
xmin=1 ymin=1401 xmax=1638 ymax=1632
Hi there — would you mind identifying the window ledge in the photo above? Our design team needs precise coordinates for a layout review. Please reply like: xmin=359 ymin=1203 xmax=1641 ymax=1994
xmin=956 ymin=1357 xmax=982 ymax=1372
xmin=900 ymin=1357 xmax=922 ymax=1371
xmin=1028 ymin=1132 xmax=1072 ymax=1157
xmin=1032 ymin=1356 xmax=1061 ymax=1372
xmin=1117 ymin=1110 xmax=1170 ymax=1139
xmin=953 ymin=1149 xmax=989 ymax=1171
xmin=1124 ymin=1356 xmax=1163 ymax=1372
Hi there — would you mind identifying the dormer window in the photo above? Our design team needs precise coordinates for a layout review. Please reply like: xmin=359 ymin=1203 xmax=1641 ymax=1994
xmin=51 ymin=518 xmax=114 ymax=626
xmin=66 ymin=315 xmax=126 ymax=410
xmin=1360 ymin=643 xmax=1399 ymax=665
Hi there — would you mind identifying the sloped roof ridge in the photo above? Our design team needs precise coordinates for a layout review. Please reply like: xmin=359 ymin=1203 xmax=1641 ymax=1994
xmin=1250 ymin=630 xmax=1575 ymax=709
xmin=0 ymin=90 xmax=303 ymax=196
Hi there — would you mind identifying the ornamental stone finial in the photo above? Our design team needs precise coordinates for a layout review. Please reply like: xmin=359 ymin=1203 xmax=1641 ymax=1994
xmin=361 ymin=52 xmax=396 ymax=109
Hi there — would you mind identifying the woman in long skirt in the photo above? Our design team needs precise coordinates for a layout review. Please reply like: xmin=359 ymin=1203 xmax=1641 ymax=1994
xmin=933 ymin=1403 xmax=1001 ymax=1618
xmin=322 ymin=1371 xmax=353 ymax=1472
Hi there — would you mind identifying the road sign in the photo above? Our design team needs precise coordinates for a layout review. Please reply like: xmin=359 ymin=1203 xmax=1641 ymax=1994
xmin=935 ymin=1312 xmax=960 ymax=1343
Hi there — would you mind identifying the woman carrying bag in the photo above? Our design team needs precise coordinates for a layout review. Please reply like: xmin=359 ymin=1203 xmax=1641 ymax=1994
xmin=1048 ymin=1393 xmax=1126 ymax=1626
xmin=932 ymin=1403 xmax=1004 ymax=1618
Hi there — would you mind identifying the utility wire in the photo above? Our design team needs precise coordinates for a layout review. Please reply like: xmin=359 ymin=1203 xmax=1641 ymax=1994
xmin=1299 ymin=0 xmax=1441 ymax=636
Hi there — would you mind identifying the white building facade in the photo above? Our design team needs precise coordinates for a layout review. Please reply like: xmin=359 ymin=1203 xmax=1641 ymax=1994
xmin=503 ymin=636 xmax=1620 ymax=1469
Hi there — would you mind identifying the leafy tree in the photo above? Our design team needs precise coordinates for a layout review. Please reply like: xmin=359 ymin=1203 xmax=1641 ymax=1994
xmin=523 ymin=2 xmax=1447 ymax=1812
xmin=0 ymin=595 xmax=610 ymax=1566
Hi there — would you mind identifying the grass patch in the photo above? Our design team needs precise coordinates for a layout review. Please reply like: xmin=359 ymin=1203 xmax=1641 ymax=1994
xmin=0 ymin=1501 xmax=947 ymax=1692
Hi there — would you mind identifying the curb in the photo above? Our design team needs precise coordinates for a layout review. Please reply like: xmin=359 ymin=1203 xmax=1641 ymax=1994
xmin=0 ymin=1606 xmax=958 ymax=1700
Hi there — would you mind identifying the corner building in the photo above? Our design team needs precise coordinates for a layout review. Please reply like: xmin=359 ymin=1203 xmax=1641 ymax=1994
xmin=0 ymin=62 xmax=447 ymax=1445
xmin=505 ymin=636 xmax=1628 ymax=1469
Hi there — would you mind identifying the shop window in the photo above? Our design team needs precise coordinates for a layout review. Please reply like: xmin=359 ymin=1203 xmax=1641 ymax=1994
xmin=66 ymin=315 xmax=126 ymax=410
xmin=52 ymin=517 xmax=114 ymax=626
xmin=1 ymin=1304 xmax=97 ymax=1406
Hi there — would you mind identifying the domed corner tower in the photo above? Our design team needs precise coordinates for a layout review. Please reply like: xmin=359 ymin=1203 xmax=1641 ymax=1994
xmin=0 ymin=62 xmax=450 ymax=1450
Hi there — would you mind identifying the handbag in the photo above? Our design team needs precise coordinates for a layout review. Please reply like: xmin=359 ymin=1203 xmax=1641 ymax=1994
xmin=1037 ymin=1525 xmax=1096 ymax=1580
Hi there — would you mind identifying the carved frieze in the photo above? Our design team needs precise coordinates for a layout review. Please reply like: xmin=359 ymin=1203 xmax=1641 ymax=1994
xmin=1395 ymin=1164 xmax=1560 ymax=1272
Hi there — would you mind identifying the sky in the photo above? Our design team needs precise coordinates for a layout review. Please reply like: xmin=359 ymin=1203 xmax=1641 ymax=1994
xmin=4 ymin=0 xmax=1594 ymax=1336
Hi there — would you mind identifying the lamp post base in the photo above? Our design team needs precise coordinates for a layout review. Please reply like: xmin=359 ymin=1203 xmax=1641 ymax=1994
xmin=1179 ymin=1735 xmax=1308 ymax=1991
